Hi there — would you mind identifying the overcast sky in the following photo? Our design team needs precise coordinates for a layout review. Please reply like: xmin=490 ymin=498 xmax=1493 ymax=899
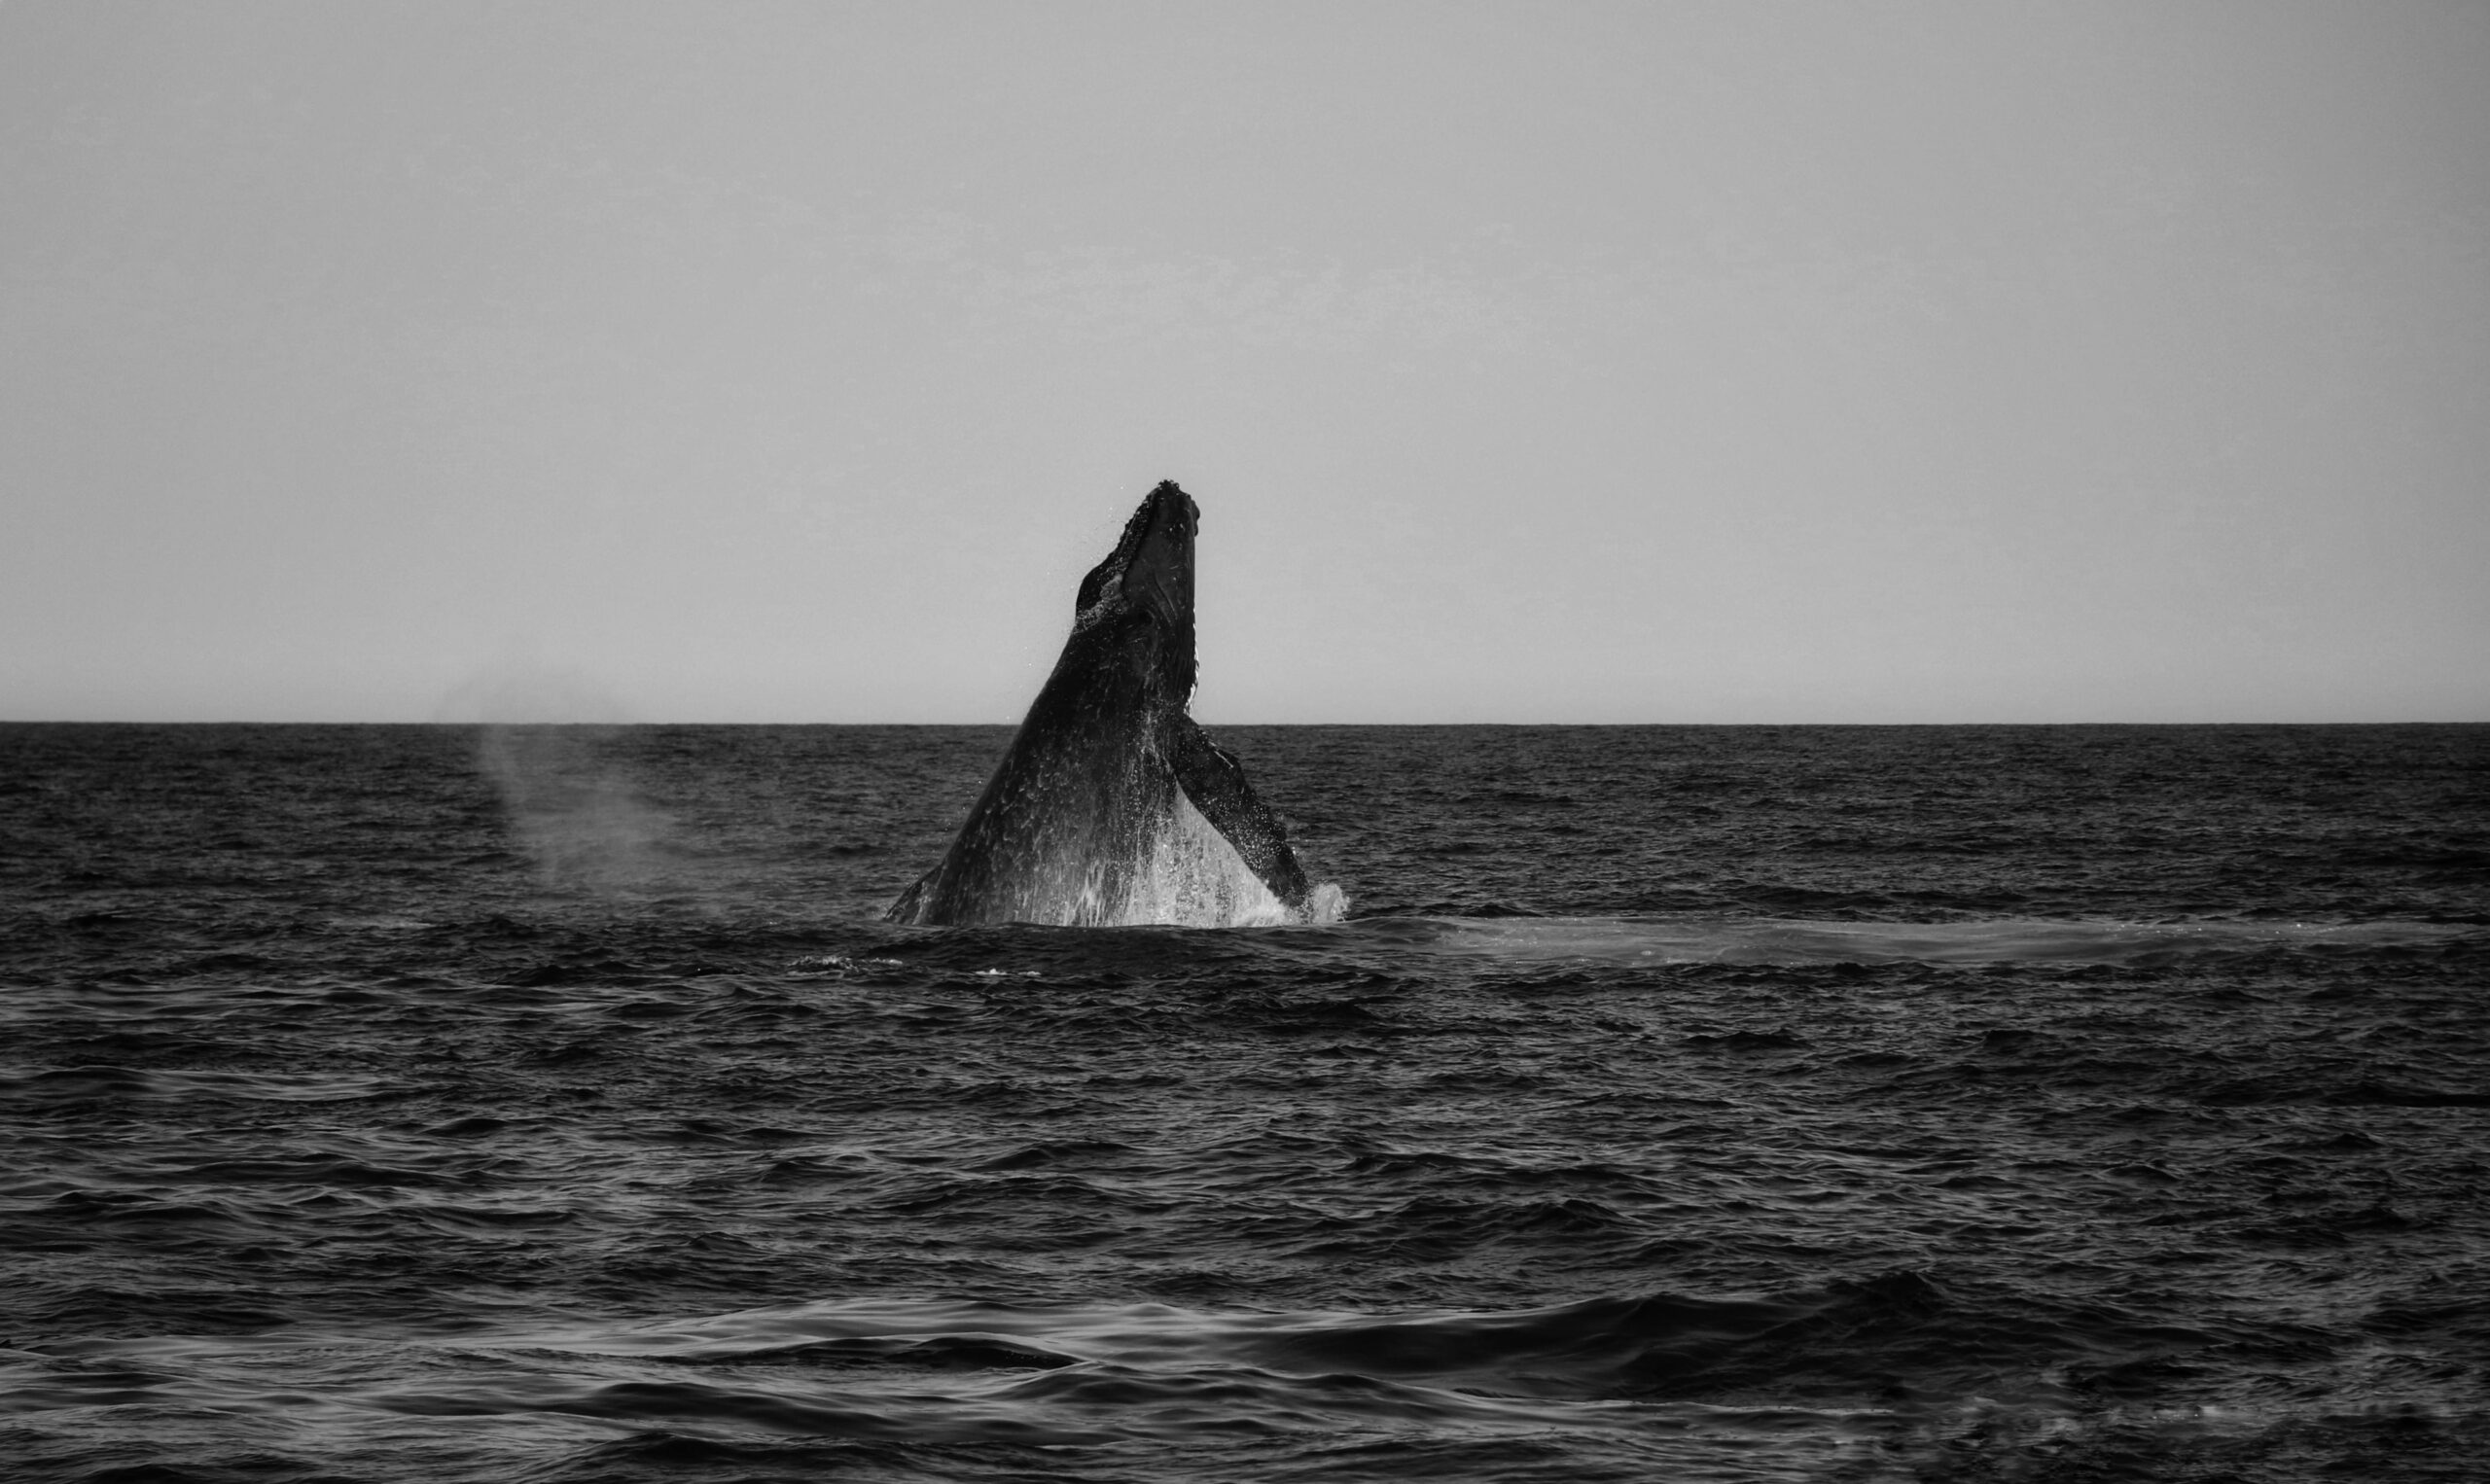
xmin=4 ymin=2 xmax=2484 ymax=723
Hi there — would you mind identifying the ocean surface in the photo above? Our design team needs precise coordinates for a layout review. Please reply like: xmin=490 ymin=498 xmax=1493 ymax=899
xmin=2 ymin=722 xmax=2485 ymax=1482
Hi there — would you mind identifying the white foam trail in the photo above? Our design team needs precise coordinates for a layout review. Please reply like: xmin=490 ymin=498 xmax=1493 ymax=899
xmin=1386 ymin=917 xmax=2475 ymax=967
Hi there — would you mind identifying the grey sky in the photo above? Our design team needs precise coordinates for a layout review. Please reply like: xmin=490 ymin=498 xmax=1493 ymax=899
xmin=5 ymin=2 xmax=2484 ymax=723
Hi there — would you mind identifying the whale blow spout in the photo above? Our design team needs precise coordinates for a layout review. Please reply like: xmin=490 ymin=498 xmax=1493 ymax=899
xmin=885 ymin=481 xmax=1318 ymax=927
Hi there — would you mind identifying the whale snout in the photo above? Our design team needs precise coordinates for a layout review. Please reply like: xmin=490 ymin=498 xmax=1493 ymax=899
xmin=1074 ymin=480 xmax=1197 ymax=625
xmin=1119 ymin=481 xmax=1196 ymax=626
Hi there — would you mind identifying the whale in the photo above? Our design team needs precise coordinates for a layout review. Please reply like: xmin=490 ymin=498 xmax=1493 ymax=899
xmin=884 ymin=481 xmax=1313 ymax=927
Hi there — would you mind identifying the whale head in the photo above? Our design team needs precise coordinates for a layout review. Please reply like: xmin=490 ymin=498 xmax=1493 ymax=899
xmin=1071 ymin=480 xmax=1198 ymax=697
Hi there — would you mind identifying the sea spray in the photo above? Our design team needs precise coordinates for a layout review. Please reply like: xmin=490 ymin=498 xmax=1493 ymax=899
xmin=1131 ymin=789 xmax=1348 ymax=927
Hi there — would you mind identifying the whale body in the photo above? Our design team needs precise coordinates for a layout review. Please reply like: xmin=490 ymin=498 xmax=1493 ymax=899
xmin=884 ymin=481 xmax=1312 ymax=927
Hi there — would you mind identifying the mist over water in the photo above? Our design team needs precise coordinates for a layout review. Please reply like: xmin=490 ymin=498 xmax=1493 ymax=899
xmin=480 ymin=724 xmax=678 ymax=893
xmin=2 ymin=723 xmax=2485 ymax=1481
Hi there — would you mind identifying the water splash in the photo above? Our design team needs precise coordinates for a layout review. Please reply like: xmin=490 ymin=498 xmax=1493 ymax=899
xmin=1299 ymin=880 xmax=1352 ymax=924
xmin=1070 ymin=791 xmax=1348 ymax=928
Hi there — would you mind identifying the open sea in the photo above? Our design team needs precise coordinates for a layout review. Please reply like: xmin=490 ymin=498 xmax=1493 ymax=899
xmin=2 ymin=722 xmax=2484 ymax=1483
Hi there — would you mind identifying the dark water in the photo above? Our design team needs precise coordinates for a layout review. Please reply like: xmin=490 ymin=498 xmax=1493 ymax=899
xmin=2 ymin=723 xmax=2485 ymax=1482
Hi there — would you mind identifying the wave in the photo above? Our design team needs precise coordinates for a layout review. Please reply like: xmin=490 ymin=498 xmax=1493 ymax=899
xmin=11 ymin=1284 xmax=1931 ymax=1470
xmin=34 ymin=1274 xmax=2456 ymax=1479
xmin=0 ymin=1065 xmax=390 ymax=1106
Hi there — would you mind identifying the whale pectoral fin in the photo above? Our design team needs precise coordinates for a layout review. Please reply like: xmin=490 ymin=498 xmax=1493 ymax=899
xmin=884 ymin=868 xmax=935 ymax=924
xmin=1168 ymin=719 xmax=1310 ymax=908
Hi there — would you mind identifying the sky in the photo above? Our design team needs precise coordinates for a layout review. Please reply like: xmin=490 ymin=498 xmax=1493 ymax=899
xmin=3 ymin=2 xmax=2484 ymax=724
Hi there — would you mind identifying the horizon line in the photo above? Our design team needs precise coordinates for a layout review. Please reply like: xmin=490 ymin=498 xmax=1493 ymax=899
xmin=6 ymin=717 xmax=2486 ymax=729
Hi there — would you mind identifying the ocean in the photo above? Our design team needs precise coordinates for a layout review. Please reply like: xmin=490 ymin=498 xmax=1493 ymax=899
xmin=2 ymin=722 xmax=2484 ymax=1482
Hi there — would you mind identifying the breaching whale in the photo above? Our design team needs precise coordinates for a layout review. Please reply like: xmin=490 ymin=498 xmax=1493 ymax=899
xmin=884 ymin=481 xmax=1314 ymax=927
